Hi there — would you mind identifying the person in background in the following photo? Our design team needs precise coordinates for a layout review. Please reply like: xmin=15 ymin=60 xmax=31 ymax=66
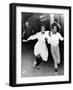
xmin=22 ymin=21 xmax=32 ymax=39
xmin=53 ymin=19 xmax=61 ymax=29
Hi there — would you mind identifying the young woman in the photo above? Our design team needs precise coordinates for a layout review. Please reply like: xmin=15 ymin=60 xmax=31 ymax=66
xmin=23 ymin=25 xmax=49 ymax=69
xmin=47 ymin=23 xmax=64 ymax=72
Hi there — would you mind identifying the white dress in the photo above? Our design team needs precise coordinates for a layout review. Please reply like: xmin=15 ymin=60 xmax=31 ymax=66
xmin=28 ymin=31 xmax=49 ymax=61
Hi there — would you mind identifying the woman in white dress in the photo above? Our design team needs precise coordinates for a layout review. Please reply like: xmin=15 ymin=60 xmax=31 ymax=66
xmin=23 ymin=25 xmax=49 ymax=68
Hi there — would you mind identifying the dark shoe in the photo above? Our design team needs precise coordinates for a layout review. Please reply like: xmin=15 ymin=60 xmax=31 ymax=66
xmin=36 ymin=66 xmax=40 ymax=70
xmin=55 ymin=69 xmax=58 ymax=72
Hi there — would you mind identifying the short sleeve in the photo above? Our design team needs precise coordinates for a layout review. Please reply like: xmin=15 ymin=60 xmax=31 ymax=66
xmin=58 ymin=33 xmax=64 ymax=41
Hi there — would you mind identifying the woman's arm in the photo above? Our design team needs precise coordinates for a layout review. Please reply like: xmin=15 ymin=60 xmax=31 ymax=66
xmin=56 ymin=23 xmax=61 ymax=29
xmin=22 ymin=33 xmax=38 ymax=42
xmin=22 ymin=39 xmax=28 ymax=42
xmin=59 ymin=33 xmax=64 ymax=41
xmin=45 ymin=31 xmax=51 ymax=44
xmin=27 ymin=34 xmax=38 ymax=40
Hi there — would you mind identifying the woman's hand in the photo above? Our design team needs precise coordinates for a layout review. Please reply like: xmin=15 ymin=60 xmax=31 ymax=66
xmin=49 ymin=31 xmax=51 ymax=36
xmin=45 ymin=38 xmax=48 ymax=41
xmin=22 ymin=39 xmax=28 ymax=42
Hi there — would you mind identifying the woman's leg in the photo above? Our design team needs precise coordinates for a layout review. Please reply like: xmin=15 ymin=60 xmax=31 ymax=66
xmin=51 ymin=46 xmax=58 ymax=72
xmin=56 ymin=45 xmax=60 ymax=64
xmin=35 ymin=54 xmax=42 ymax=68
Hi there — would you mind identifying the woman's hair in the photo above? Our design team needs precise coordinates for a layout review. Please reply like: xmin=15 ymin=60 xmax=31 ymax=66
xmin=41 ymin=24 xmax=45 ymax=27
xmin=41 ymin=24 xmax=45 ymax=29
xmin=54 ymin=18 xmax=58 ymax=23
xmin=51 ymin=23 xmax=58 ymax=30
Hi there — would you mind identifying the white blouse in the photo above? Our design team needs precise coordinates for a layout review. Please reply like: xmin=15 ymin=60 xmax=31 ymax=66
xmin=47 ymin=32 xmax=64 ymax=46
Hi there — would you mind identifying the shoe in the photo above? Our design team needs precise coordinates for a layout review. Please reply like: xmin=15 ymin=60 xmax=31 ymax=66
xmin=55 ymin=69 xmax=58 ymax=72
xmin=36 ymin=66 xmax=40 ymax=69
xmin=33 ymin=61 xmax=37 ymax=67
xmin=58 ymin=60 xmax=60 ymax=64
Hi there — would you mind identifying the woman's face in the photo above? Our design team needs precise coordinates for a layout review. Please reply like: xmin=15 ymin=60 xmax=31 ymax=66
xmin=53 ymin=26 xmax=57 ymax=33
xmin=25 ymin=21 xmax=29 ymax=27
xmin=41 ymin=26 xmax=45 ymax=34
